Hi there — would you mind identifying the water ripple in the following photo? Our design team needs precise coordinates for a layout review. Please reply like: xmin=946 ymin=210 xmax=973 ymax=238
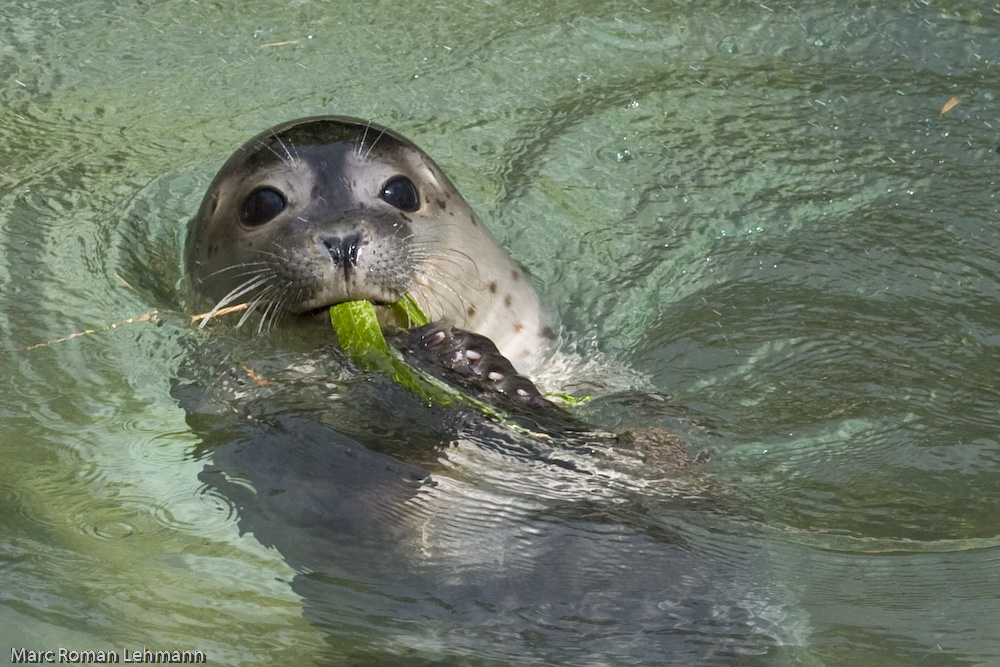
xmin=64 ymin=495 xmax=167 ymax=543
xmin=180 ymin=486 xmax=239 ymax=534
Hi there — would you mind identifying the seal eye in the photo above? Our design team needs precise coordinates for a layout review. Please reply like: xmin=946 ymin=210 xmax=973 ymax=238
xmin=380 ymin=175 xmax=420 ymax=212
xmin=241 ymin=186 xmax=286 ymax=227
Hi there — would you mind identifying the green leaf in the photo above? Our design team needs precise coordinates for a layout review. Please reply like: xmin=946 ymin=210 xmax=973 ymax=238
xmin=389 ymin=293 xmax=430 ymax=328
xmin=329 ymin=297 xmax=555 ymax=437
xmin=543 ymin=391 xmax=593 ymax=407
xmin=330 ymin=299 xmax=455 ymax=404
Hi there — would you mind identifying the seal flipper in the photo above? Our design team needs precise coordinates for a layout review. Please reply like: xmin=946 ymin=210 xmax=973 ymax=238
xmin=387 ymin=322 xmax=556 ymax=411
xmin=387 ymin=323 xmax=703 ymax=466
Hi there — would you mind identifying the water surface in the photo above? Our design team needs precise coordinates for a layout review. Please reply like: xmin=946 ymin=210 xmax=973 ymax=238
xmin=2 ymin=1 xmax=999 ymax=665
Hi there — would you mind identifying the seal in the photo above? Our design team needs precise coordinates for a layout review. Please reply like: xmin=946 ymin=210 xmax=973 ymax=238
xmin=186 ymin=116 xmax=555 ymax=374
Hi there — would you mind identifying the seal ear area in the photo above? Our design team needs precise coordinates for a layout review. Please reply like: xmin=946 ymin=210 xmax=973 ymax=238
xmin=379 ymin=175 xmax=420 ymax=212
xmin=240 ymin=185 xmax=288 ymax=227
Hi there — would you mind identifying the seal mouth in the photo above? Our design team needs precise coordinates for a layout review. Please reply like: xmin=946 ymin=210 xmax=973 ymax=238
xmin=300 ymin=298 xmax=396 ymax=319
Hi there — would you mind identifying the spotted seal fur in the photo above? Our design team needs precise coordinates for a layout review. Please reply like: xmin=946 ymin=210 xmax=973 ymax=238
xmin=186 ymin=116 xmax=555 ymax=374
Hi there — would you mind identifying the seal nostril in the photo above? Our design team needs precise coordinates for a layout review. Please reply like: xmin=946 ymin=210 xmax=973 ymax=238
xmin=322 ymin=233 xmax=363 ymax=269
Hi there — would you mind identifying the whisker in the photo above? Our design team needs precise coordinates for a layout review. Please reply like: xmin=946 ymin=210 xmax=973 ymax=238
xmin=363 ymin=122 xmax=389 ymax=161
xmin=253 ymin=280 xmax=292 ymax=323
xmin=197 ymin=260 xmax=272 ymax=282
xmin=190 ymin=303 xmax=249 ymax=325
xmin=237 ymin=288 xmax=273 ymax=329
xmin=357 ymin=122 xmax=370 ymax=158
xmin=273 ymin=132 xmax=296 ymax=167
xmin=257 ymin=296 xmax=283 ymax=333
xmin=198 ymin=274 xmax=272 ymax=329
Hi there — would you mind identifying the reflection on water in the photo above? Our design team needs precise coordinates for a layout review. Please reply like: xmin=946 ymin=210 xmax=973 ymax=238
xmin=2 ymin=0 xmax=1000 ymax=665
xmin=191 ymin=406 xmax=805 ymax=664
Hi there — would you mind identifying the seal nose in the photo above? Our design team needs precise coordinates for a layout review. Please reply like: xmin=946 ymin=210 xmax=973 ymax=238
xmin=322 ymin=233 xmax=362 ymax=269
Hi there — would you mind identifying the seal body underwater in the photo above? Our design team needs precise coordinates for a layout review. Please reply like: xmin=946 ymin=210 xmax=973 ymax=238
xmin=185 ymin=116 xmax=554 ymax=374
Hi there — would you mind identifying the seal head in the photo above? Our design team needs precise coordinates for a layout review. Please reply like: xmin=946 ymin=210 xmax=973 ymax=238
xmin=186 ymin=116 xmax=552 ymax=372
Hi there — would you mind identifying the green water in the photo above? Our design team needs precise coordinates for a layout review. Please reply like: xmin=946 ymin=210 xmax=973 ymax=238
xmin=3 ymin=1 xmax=1000 ymax=664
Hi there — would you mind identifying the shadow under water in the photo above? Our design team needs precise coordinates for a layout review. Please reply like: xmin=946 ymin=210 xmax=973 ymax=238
xmin=175 ymin=334 xmax=814 ymax=666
